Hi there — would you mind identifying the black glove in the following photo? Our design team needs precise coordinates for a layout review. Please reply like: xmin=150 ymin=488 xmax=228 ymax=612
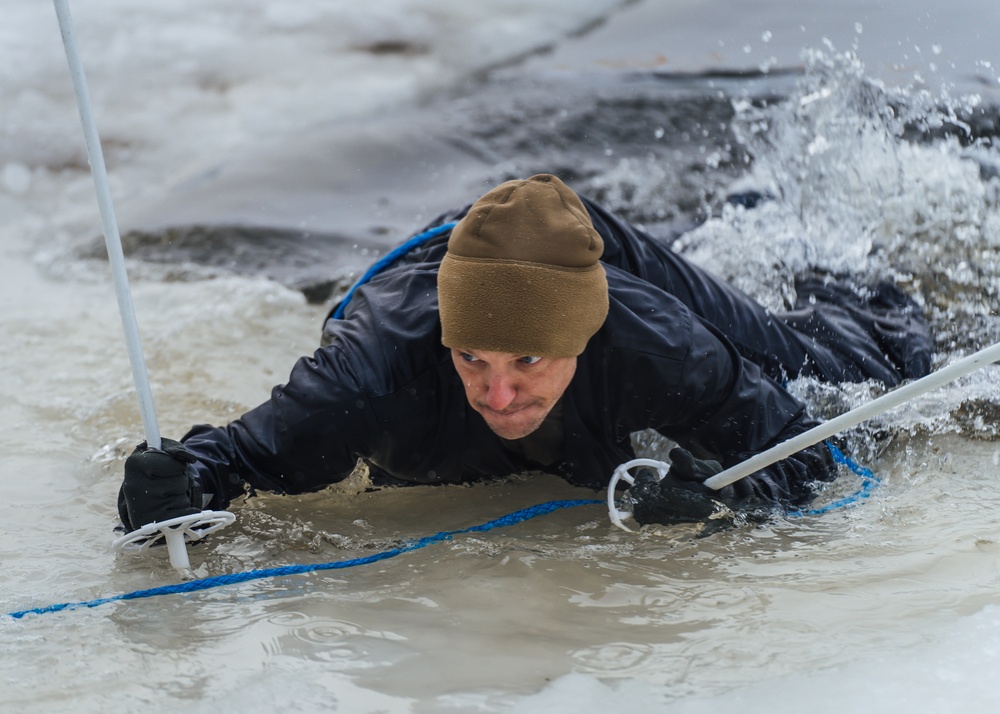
xmin=117 ymin=438 xmax=203 ymax=532
xmin=623 ymin=447 xmax=728 ymax=526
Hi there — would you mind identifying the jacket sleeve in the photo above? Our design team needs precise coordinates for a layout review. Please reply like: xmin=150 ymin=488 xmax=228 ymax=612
xmin=181 ymin=342 xmax=379 ymax=509
xmin=618 ymin=296 xmax=837 ymax=508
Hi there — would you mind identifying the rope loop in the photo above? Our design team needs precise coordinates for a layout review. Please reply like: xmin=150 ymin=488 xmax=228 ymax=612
xmin=787 ymin=441 xmax=881 ymax=517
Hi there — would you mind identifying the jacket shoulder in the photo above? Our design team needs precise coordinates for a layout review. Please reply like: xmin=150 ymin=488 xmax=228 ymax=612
xmin=323 ymin=261 xmax=451 ymax=398
xmin=599 ymin=265 xmax=695 ymax=362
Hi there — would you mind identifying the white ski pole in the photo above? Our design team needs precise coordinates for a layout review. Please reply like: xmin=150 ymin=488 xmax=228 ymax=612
xmin=53 ymin=0 xmax=160 ymax=449
xmin=608 ymin=341 xmax=1000 ymax=531
xmin=704 ymin=341 xmax=1000 ymax=490
xmin=54 ymin=0 xmax=233 ymax=569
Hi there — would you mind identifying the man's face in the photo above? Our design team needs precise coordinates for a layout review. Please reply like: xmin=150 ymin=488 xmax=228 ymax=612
xmin=450 ymin=348 xmax=577 ymax=440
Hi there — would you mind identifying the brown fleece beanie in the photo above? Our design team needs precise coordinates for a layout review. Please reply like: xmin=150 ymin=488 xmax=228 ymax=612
xmin=438 ymin=174 xmax=609 ymax=358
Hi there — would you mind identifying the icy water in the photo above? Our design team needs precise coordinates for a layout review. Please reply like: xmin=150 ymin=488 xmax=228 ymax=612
xmin=2 ymin=1 xmax=1000 ymax=712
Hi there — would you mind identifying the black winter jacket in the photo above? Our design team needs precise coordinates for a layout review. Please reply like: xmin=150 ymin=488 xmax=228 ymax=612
xmin=184 ymin=197 xmax=929 ymax=509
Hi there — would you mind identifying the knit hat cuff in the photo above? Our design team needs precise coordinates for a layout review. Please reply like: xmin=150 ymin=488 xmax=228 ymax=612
xmin=438 ymin=254 xmax=609 ymax=358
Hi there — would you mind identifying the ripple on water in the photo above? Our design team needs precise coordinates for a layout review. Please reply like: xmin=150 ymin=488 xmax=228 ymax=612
xmin=259 ymin=607 xmax=409 ymax=666
xmin=571 ymin=641 xmax=658 ymax=676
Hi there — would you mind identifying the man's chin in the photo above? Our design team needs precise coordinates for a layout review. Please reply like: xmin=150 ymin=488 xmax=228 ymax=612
xmin=488 ymin=424 xmax=536 ymax=440
xmin=481 ymin=411 xmax=545 ymax=440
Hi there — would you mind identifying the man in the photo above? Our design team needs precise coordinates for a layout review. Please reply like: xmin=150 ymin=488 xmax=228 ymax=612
xmin=118 ymin=174 xmax=932 ymax=531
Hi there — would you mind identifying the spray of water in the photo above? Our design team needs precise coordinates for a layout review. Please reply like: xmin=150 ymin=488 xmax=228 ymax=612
xmin=659 ymin=51 xmax=1000 ymax=447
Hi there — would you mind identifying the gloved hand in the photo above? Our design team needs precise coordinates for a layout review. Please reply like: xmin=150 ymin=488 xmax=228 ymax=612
xmin=623 ymin=447 xmax=728 ymax=526
xmin=117 ymin=438 xmax=203 ymax=532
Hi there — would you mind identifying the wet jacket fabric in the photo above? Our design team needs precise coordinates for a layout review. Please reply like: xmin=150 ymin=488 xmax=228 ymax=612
xmin=184 ymin=197 xmax=930 ymax=509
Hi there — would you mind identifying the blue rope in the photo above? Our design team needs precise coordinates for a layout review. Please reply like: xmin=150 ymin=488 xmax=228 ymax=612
xmin=4 ymin=216 xmax=886 ymax=619
xmin=4 ymin=445 xmax=878 ymax=620
xmin=5 ymin=498 xmax=599 ymax=620
xmin=330 ymin=221 xmax=457 ymax=320
xmin=787 ymin=441 xmax=880 ymax=517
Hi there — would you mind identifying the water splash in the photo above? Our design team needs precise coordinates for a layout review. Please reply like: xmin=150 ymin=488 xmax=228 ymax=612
xmin=661 ymin=50 xmax=1000 ymax=446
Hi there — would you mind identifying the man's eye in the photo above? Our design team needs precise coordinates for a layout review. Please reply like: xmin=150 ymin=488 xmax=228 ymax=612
xmin=460 ymin=352 xmax=480 ymax=363
xmin=520 ymin=356 xmax=542 ymax=365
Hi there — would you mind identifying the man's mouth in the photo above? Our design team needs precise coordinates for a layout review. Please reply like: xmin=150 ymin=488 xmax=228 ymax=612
xmin=476 ymin=402 xmax=535 ymax=417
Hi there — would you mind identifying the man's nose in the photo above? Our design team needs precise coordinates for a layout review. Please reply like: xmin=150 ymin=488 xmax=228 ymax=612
xmin=485 ymin=373 xmax=517 ymax=411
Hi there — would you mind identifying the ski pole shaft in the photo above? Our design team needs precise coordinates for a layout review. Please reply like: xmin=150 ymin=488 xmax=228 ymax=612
xmin=704 ymin=341 xmax=1000 ymax=490
xmin=53 ymin=0 xmax=160 ymax=449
